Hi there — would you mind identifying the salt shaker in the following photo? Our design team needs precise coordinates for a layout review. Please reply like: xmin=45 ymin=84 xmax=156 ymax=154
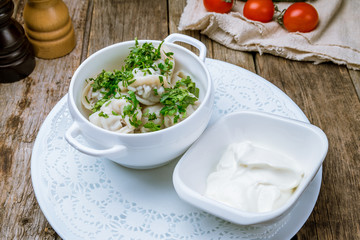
xmin=23 ymin=0 xmax=76 ymax=59
xmin=0 ymin=0 xmax=36 ymax=83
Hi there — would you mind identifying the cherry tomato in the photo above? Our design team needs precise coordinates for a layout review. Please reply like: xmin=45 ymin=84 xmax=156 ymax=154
xmin=283 ymin=2 xmax=319 ymax=33
xmin=243 ymin=0 xmax=274 ymax=23
xmin=203 ymin=0 xmax=234 ymax=14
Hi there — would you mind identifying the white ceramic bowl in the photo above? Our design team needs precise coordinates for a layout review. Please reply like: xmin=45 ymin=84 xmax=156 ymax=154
xmin=65 ymin=33 xmax=214 ymax=169
xmin=173 ymin=110 xmax=328 ymax=225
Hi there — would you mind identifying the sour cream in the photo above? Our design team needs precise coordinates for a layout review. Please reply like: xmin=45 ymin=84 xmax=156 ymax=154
xmin=205 ymin=141 xmax=304 ymax=213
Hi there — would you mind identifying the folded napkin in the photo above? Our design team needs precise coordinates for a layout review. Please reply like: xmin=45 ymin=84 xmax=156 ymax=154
xmin=179 ymin=0 xmax=360 ymax=70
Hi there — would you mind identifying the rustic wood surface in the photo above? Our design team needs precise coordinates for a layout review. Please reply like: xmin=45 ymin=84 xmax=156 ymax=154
xmin=1 ymin=0 xmax=359 ymax=239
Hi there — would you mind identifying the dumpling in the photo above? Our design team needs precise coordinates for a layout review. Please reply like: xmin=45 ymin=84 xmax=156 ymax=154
xmin=118 ymin=44 xmax=175 ymax=106
xmin=130 ymin=68 xmax=171 ymax=88
xmin=89 ymin=114 xmax=130 ymax=133
xmin=140 ymin=104 xmax=164 ymax=133
xmin=163 ymin=101 xmax=200 ymax=128
xmin=126 ymin=68 xmax=167 ymax=105
xmin=81 ymin=80 xmax=105 ymax=111
xmin=158 ymin=44 xmax=176 ymax=82
xmin=170 ymin=71 xmax=187 ymax=87
xmin=89 ymin=98 xmax=142 ymax=134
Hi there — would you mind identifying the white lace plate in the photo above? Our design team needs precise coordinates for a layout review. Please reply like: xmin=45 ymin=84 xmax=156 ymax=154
xmin=31 ymin=59 xmax=321 ymax=240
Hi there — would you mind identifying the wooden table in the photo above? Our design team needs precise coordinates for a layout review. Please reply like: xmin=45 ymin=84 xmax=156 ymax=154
xmin=1 ymin=0 xmax=359 ymax=239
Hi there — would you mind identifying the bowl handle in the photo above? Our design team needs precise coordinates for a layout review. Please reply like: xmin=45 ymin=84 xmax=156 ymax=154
xmin=164 ymin=33 xmax=207 ymax=62
xmin=65 ymin=122 xmax=127 ymax=158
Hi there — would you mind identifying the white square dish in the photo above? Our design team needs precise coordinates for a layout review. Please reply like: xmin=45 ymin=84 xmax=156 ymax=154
xmin=173 ymin=110 xmax=328 ymax=225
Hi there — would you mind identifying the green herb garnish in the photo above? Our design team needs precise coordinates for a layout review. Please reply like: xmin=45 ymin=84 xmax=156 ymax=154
xmin=144 ymin=122 xmax=162 ymax=132
xmin=98 ymin=111 xmax=109 ymax=118
xmin=122 ymin=91 xmax=142 ymax=127
xmin=159 ymin=76 xmax=164 ymax=85
xmin=158 ymin=58 xmax=173 ymax=76
xmin=84 ymin=96 xmax=90 ymax=104
xmin=174 ymin=76 xmax=199 ymax=97
xmin=124 ymin=38 xmax=163 ymax=71
xmin=159 ymin=76 xmax=199 ymax=121
xmin=85 ymin=39 xmax=199 ymax=132
xmin=93 ymin=98 xmax=109 ymax=112
xmin=148 ymin=112 xmax=157 ymax=121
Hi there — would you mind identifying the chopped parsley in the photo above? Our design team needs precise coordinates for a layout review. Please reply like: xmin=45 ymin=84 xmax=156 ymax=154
xmin=85 ymin=39 xmax=199 ymax=133
xmin=174 ymin=76 xmax=199 ymax=98
xmin=158 ymin=58 xmax=174 ymax=76
xmin=142 ymin=76 xmax=199 ymax=131
xmin=148 ymin=112 xmax=157 ymax=121
xmin=89 ymin=39 xmax=174 ymax=113
xmin=98 ymin=112 xmax=109 ymax=118
xmin=159 ymin=76 xmax=164 ymax=85
xmin=124 ymin=38 xmax=163 ymax=72
xmin=144 ymin=122 xmax=162 ymax=132
xmin=93 ymin=98 xmax=109 ymax=112
xmin=122 ymin=91 xmax=142 ymax=127
xmin=159 ymin=76 xmax=199 ymax=121
xmin=91 ymin=70 xmax=133 ymax=93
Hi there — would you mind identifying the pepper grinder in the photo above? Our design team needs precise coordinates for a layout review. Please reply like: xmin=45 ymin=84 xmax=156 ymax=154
xmin=0 ymin=0 xmax=35 ymax=83
xmin=23 ymin=0 xmax=75 ymax=59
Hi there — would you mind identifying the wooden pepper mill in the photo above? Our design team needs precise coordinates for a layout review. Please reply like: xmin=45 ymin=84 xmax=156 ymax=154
xmin=23 ymin=0 xmax=76 ymax=59
xmin=0 ymin=0 xmax=36 ymax=83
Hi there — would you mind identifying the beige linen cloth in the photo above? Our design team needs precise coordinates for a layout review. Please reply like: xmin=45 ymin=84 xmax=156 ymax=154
xmin=179 ymin=0 xmax=360 ymax=70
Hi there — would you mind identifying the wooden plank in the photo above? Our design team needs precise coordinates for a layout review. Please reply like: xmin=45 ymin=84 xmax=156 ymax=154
xmin=0 ymin=0 xmax=89 ymax=239
xmin=2 ymin=0 xmax=358 ymax=239
xmin=12 ymin=0 xmax=20 ymax=17
xmin=168 ymin=0 xmax=256 ymax=72
xmin=170 ymin=0 xmax=254 ymax=73
xmin=86 ymin=0 xmax=169 ymax=57
xmin=168 ymin=0 xmax=206 ymax=59
xmin=255 ymin=53 xmax=360 ymax=239
xmin=349 ymin=69 xmax=360 ymax=101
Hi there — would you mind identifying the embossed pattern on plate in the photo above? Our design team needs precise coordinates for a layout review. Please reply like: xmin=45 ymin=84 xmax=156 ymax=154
xmin=31 ymin=59 xmax=321 ymax=240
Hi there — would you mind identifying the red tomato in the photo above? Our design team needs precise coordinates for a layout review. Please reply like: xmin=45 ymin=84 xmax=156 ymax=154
xmin=203 ymin=0 xmax=234 ymax=14
xmin=243 ymin=0 xmax=274 ymax=23
xmin=283 ymin=2 xmax=319 ymax=32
